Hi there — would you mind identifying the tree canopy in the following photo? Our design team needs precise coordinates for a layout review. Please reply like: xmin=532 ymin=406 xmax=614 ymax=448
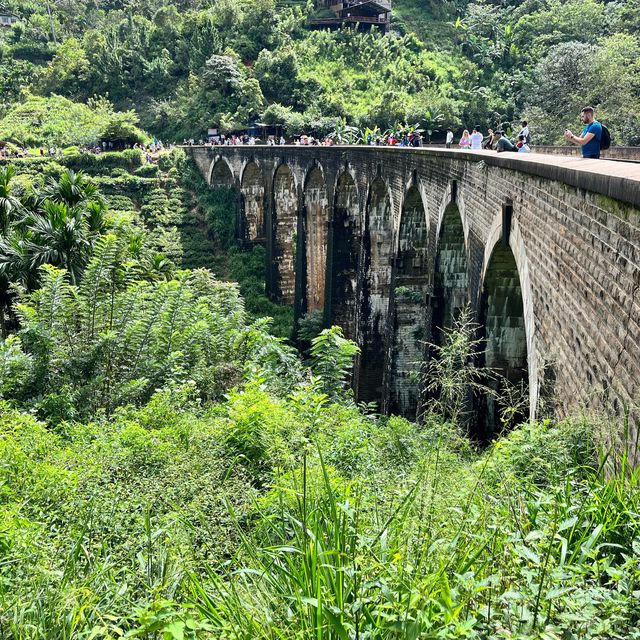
xmin=0 ymin=0 xmax=638 ymax=143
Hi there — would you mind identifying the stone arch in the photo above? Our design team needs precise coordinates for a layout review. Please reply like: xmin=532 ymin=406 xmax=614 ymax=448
xmin=480 ymin=215 xmax=538 ymax=424
xmin=239 ymin=161 xmax=266 ymax=244
xmin=477 ymin=218 xmax=534 ymax=439
xmin=303 ymin=165 xmax=329 ymax=313
xmin=431 ymin=201 xmax=469 ymax=343
xmin=389 ymin=185 xmax=430 ymax=417
xmin=326 ymin=171 xmax=361 ymax=339
xmin=209 ymin=157 xmax=234 ymax=187
xmin=272 ymin=163 xmax=299 ymax=305
xmin=332 ymin=164 xmax=359 ymax=195
xmin=358 ymin=176 xmax=393 ymax=404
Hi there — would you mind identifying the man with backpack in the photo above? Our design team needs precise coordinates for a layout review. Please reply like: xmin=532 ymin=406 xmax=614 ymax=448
xmin=564 ymin=106 xmax=610 ymax=159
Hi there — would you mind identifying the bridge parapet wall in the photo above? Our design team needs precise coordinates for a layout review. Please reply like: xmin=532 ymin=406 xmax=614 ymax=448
xmin=186 ymin=145 xmax=640 ymax=451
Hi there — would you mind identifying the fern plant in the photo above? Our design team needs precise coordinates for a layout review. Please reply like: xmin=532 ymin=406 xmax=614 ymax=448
xmin=6 ymin=235 xmax=294 ymax=420
xmin=309 ymin=326 xmax=360 ymax=400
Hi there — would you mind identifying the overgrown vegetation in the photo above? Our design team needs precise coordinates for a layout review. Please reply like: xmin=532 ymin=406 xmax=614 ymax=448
xmin=1 ymin=148 xmax=294 ymax=340
xmin=179 ymin=159 xmax=294 ymax=337
xmin=0 ymin=2 xmax=638 ymax=637
xmin=2 ymin=331 xmax=639 ymax=637
xmin=0 ymin=94 xmax=148 ymax=148
xmin=1 ymin=0 xmax=638 ymax=143
xmin=0 ymin=157 xmax=638 ymax=638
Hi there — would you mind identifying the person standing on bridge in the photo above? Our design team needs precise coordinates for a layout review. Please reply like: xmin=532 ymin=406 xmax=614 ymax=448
xmin=446 ymin=129 xmax=454 ymax=148
xmin=564 ymin=107 xmax=602 ymax=159
xmin=470 ymin=127 xmax=483 ymax=149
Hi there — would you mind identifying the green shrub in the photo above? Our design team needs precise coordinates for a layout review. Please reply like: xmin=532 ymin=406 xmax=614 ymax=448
xmin=7 ymin=239 xmax=259 ymax=419
xmin=484 ymin=416 xmax=596 ymax=486
xmin=60 ymin=149 xmax=143 ymax=173
xmin=135 ymin=163 xmax=159 ymax=177
xmin=0 ymin=336 xmax=32 ymax=400
xmin=157 ymin=149 xmax=186 ymax=172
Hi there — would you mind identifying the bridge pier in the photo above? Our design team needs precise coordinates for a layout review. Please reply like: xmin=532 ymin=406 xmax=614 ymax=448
xmin=357 ymin=175 xmax=393 ymax=405
xmin=325 ymin=170 xmax=362 ymax=340
xmin=302 ymin=166 xmax=329 ymax=314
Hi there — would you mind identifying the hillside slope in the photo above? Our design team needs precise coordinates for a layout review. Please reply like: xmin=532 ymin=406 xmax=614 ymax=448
xmin=0 ymin=0 xmax=638 ymax=143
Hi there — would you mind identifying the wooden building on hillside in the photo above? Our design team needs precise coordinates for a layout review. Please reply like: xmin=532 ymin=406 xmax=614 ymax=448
xmin=0 ymin=7 xmax=19 ymax=28
xmin=309 ymin=1 xmax=392 ymax=32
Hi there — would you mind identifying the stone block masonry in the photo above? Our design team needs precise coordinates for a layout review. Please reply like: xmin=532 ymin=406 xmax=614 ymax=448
xmin=186 ymin=145 xmax=640 ymax=457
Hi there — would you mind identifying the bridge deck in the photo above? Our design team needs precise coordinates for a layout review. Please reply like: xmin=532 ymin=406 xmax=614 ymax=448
xmin=189 ymin=146 xmax=640 ymax=209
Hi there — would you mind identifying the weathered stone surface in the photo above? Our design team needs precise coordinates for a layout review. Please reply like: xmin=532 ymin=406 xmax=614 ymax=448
xmin=192 ymin=146 xmax=640 ymax=453
xmin=432 ymin=201 xmax=468 ymax=340
xmin=240 ymin=162 xmax=265 ymax=243
xmin=389 ymin=186 xmax=430 ymax=417
xmin=304 ymin=166 xmax=329 ymax=312
xmin=272 ymin=164 xmax=298 ymax=305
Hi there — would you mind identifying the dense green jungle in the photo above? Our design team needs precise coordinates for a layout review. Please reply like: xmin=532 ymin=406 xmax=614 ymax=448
xmin=0 ymin=0 xmax=639 ymax=143
xmin=1 ymin=1 xmax=640 ymax=639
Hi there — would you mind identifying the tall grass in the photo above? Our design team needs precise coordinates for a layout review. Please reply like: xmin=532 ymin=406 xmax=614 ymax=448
xmin=187 ymin=419 xmax=640 ymax=639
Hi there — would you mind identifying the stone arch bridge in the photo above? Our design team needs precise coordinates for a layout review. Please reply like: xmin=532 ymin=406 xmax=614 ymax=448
xmin=187 ymin=145 xmax=640 ymax=440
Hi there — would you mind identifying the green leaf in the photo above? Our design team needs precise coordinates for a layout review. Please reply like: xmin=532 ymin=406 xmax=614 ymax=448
xmin=515 ymin=545 xmax=541 ymax=565
xmin=164 ymin=620 xmax=185 ymax=640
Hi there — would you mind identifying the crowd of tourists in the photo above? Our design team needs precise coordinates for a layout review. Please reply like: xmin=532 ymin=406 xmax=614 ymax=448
xmin=186 ymin=134 xmax=341 ymax=146
xmin=184 ymin=107 xmax=608 ymax=159
xmin=446 ymin=107 xmax=606 ymax=158
xmin=2 ymin=108 xmax=608 ymax=163
xmin=445 ymin=121 xmax=532 ymax=153
xmin=0 ymin=145 xmax=29 ymax=158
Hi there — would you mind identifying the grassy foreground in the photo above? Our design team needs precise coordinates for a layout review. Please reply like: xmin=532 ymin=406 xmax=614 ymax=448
xmin=1 ymin=391 xmax=639 ymax=638
xmin=0 ymin=150 xmax=638 ymax=639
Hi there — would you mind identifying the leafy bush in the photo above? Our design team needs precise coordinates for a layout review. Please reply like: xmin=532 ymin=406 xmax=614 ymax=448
xmin=61 ymin=149 xmax=144 ymax=172
xmin=309 ymin=326 xmax=360 ymax=400
xmin=0 ymin=94 xmax=147 ymax=147
xmin=4 ymin=236 xmax=263 ymax=419
xmin=135 ymin=163 xmax=159 ymax=177
xmin=157 ymin=149 xmax=187 ymax=172
xmin=188 ymin=416 xmax=640 ymax=640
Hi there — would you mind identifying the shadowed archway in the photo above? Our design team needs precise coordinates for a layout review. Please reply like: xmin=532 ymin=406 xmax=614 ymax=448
xmin=389 ymin=185 xmax=429 ymax=418
xmin=325 ymin=171 xmax=361 ymax=339
xmin=431 ymin=202 xmax=468 ymax=343
xmin=477 ymin=242 xmax=529 ymax=439
xmin=209 ymin=158 xmax=234 ymax=187
xmin=357 ymin=176 xmax=392 ymax=405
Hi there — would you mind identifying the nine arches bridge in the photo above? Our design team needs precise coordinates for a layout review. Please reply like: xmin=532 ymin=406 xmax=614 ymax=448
xmin=186 ymin=145 xmax=640 ymax=445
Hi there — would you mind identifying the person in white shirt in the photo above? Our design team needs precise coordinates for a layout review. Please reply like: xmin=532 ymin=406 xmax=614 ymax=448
xmin=445 ymin=129 xmax=454 ymax=148
xmin=518 ymin=121 xmax=530 ymax=144
xmin=470 ymin=127 xmax=483 ymax=150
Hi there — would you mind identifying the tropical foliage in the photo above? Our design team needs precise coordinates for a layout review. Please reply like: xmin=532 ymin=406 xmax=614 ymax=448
xmin=0 ymin=2 xmax=638 ymax=638
xmin=0 ymin=151 xmax=638 ymax=640
xmin=0 ymin=0 xmax=638 ymax=143
xmin=0 ymin=94 xmax=148 ymax=148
